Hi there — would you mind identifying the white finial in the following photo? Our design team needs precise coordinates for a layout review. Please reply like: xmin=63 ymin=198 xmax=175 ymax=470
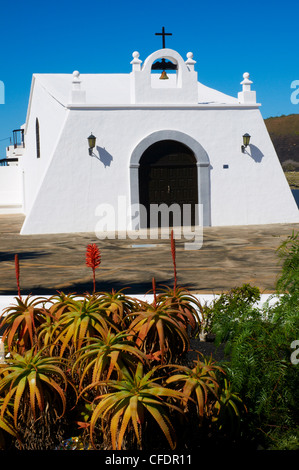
xmin=72 ymin=70 xmax=81 ymax=83
xmin=241 ymin=72 xmax=253 ymax=90
xmin=132 ymin=51 xmax=140 ymax=59
xmin=70 ymin=70 xmax=86 ymax=104
xmin=238 ymin=72 xmax=256 ymax=104
xmin=131 ymin=51 xmax=142 ymax=71
xmin=185 ymin=52 xmax=196 ymax=71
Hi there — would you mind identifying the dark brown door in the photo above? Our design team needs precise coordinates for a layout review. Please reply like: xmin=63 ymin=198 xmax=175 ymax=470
xmin=139 ymin=140 xmax=198 ymax=228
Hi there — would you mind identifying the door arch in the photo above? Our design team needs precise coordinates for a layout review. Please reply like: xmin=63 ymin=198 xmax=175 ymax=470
xmin=129 ymin=130 xmax=211 ymax=228
xmin=139 ymin=140 xmax=198 ymax=228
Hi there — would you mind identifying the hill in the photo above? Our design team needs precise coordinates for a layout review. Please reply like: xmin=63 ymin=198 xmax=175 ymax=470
xmin=264 ymin=114 xmax=299 ymax=171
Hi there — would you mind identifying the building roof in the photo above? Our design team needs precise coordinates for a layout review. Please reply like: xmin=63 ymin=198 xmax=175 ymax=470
xmin=33 ymin=72 xmax=240 ymax=107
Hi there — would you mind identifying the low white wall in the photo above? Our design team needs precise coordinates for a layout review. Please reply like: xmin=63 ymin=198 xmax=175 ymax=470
xmin=0 ymin=166 xmax=23 ymax=214
xmin=0 ymin=293 xmax=280 ymax=318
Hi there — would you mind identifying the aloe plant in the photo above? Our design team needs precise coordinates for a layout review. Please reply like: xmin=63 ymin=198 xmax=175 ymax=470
xmin=212 ymin=379 xmax=246 ymax=438
xmin=88 ymin=362 xmax=184 ymax=450
xmin=50 ymin=295 xmax=117 ymax=356
xmin=154 ymin=230 xmax=201 ymax=335
xmin=157 ymin=285 xmax=201 ymax=334
xmin=165 ymin=353 xmax=246 ymax=447
xmin=47 ymin=292 xmax=80 ymax=320
xmin=0 ymin=397 xmax=20 ymax=449
xmin=36 ymin=311 xmax=58 ymax=350
xmin=97 ymin=289 xmax=139 ymax=327
xmin=73 ymin=326 xmax=146 ymax=389
xmin=166 ymin=353 xmax=224 ymax=423
xmin=0 ymin=295 xmax=48 ymax=352
xmin=0 ymin=348 xmax=68 ymax=429
xmin=128 ymin=301 xmax=190 ymax=364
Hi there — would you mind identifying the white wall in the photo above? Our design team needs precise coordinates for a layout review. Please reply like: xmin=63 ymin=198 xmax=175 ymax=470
xmin=20 ymin=102 xmax=299 ymax=235
xmin=0 ymin=166 xmax=23 ymax=214
xmin=0 ymin=294 xmax=281 ymax=318
xmin=21 ymin=76 xmax=68 ymax=215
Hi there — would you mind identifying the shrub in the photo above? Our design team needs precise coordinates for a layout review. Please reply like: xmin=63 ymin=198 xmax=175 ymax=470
xmin=276 ymin=230 xmax=299 ymax=296
xmin=220 ymin=303 xmax=299 ymax=449
xmin=209 ymin=234 xmax=299 ymax=450
xmin=210 ymin=283 xmax=261 ymax=347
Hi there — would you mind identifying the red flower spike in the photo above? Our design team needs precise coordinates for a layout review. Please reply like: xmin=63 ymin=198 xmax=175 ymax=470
xmin=171 ymin=230 xmax=177 ymax=291
xmin=86 ymin=244 xmax=101 ymax=293
xmin=152 ymin=277 xmax=157 ymax=307
xmin=15 ymin=254 xmax=21 ymax=299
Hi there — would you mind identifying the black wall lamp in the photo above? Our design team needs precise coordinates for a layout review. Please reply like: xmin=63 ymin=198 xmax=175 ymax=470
xmin=241 ymin=133 xmax=251 ymax=153
xmin=88 ymin=133 xmax=96 ymax=156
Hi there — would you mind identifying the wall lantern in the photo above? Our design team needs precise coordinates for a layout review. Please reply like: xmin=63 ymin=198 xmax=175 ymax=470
xmin=88 ymin=133 xmax=96 ymax=156
xmin=241 ymin=133 xmax=251 ymax=153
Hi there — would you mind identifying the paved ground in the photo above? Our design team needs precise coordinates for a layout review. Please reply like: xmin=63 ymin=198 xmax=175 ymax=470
xmin=0 ymin=214 xmax=298 ymax=296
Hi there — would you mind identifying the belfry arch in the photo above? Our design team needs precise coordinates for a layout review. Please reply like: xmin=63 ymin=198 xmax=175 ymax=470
xmin=129 ymin=130 xmax=211 ymax=228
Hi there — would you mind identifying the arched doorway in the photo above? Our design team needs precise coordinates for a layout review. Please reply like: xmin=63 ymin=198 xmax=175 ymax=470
xmin=130 ymin=130 xmax=211 ymax=229
xmin=138 ymin=140 xmax=198 ymax=228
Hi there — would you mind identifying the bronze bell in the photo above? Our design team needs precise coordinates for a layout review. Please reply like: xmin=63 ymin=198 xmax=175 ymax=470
xmin=159 ymin=70 xmax=169 ymax=80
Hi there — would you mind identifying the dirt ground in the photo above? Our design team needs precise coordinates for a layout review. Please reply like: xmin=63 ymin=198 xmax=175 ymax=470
xmin=0 ymin=214 xmax=298 ymax=296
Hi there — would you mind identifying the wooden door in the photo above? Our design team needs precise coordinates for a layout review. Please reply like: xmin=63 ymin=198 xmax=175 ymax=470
xmin=139 ymin=141 xmax=198 ymax=228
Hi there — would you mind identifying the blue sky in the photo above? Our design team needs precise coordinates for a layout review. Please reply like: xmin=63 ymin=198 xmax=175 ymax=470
xmin=0 ymin=0 xmax=299 ymax=157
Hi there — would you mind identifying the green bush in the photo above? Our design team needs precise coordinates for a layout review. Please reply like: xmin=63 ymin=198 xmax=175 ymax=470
xmin=210 ymin=283 xmax=261 ymax=347
xmin=276 ymin=231 xmax=299 ymax=296
xmin=209 ymin=233 xmax=299 ymax=450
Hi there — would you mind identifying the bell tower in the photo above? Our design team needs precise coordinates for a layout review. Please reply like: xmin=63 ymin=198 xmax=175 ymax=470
xmin=130 ymin=48 xmax=198 ymax=104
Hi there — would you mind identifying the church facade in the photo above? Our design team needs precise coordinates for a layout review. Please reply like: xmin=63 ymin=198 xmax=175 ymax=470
xmin=5 ymin=45 xmax=299 ymax=235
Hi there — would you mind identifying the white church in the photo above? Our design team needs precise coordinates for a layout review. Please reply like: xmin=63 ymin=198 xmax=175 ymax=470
xmin=1 ymin=31 xmax=298 ymax=235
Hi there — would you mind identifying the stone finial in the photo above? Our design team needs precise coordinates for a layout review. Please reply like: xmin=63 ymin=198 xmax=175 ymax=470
xmin=185 ymin=52 xmax=196 ymax=71
xmin=69 ymin=70 xmax=86 ymax=104
xmin=72 ymin=70 xmax=81 ymax=83
xmin=72 ymin=71 xmax=82 ymax=91
xmin=238 ymin=72 xmax=256 ymax=104
xmin=131 ymin=51 xmax=142 ymax=71
xmin=241 ymin=72 xmax=253 ymax=91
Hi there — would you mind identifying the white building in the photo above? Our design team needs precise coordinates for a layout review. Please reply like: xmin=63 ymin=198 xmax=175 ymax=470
xmin=1 ymin=44 xmax=298 ymax=234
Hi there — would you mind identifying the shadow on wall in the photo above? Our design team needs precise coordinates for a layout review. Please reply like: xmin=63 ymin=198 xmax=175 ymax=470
xmin=247 ymin=144 xmax=264 ymax=163
xmin=96 ymin=146 xmax=113 ymax=167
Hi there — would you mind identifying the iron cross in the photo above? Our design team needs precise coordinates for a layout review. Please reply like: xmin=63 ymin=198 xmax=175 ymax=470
xmin=155 ymin=27 xmax=172 ymax=49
